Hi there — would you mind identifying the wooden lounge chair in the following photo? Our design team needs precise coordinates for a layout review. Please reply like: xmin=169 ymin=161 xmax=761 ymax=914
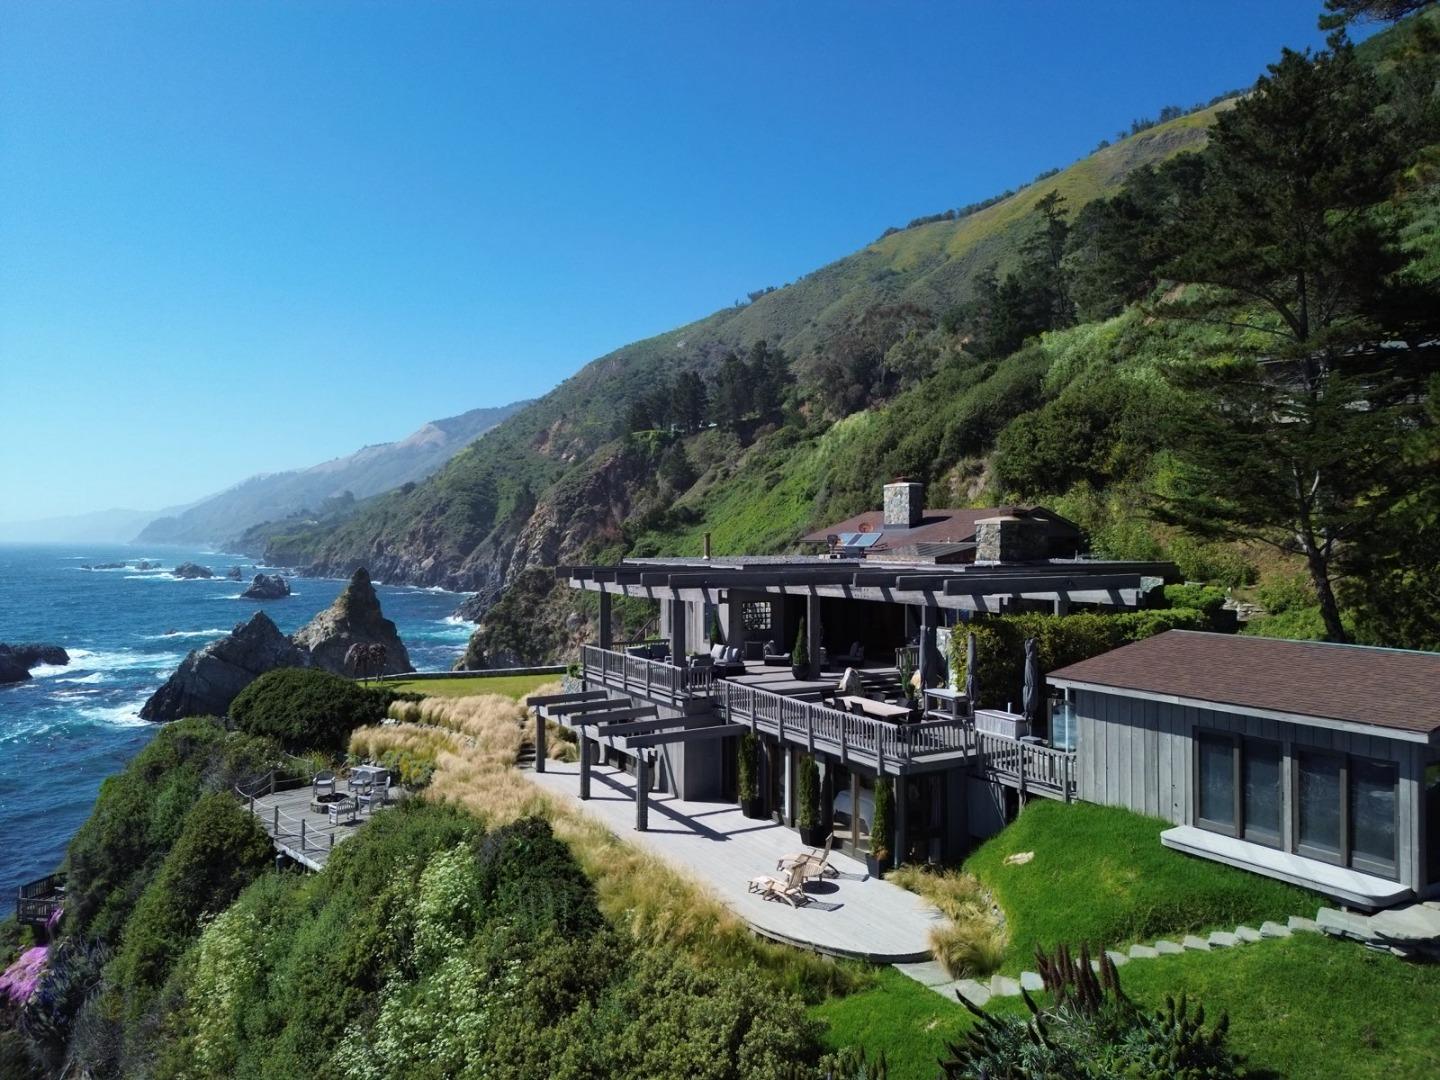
xmin=777 ymin=833 xmax=838 ymax=878
xmin=748 ymin=864 xmax=811 ymax=907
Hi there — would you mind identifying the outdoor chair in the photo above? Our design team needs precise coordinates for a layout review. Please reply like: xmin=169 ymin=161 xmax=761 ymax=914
xmin=358 ymin=779 xmax=391 ymax=814
xmin=747 ymin=864 xmax=811 ymax=907
xmin=327 ymin=798 xmax=357 ymax=826
xmin=761 ymin=639 xmax=791 ymax=666
xmin=347 ymin=773 xmax=374 ymax=797
xmin=312 ymin=771 xmax=336 ymax=798
xmin=777 ymin=833 xmax=838 ymax=879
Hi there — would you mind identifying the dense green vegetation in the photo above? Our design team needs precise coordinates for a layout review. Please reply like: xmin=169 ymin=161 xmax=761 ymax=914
xmin=230 ymin=667 xmax=398 ymax=753
xmin=963 ymin=801 xmax=1317 ymax=975
xmin=379 ymin=671 xmax=558 ymax=699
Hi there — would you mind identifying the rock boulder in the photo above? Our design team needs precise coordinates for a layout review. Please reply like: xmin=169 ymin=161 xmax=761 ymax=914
xmin=0 ymin=643 xmax=70 ymax=685
xmin=172 ymin=562 xmax=214 ymax=579
xmin=241 ymin=573 xmax=291 ymax=600
xmin=292 ymin=568 xmax=413 ymax=676
xmin=139 ymin=612 xmax=308 ymax=721
xmin=226 ymin=565 xmax=244 ymax=581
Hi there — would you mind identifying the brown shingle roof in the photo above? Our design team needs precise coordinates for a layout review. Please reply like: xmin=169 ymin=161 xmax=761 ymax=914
xmin=802 ymin=506 xmax=1080 ymax=546
xmin=1048 ymin=631 xmax=1440 ymax=736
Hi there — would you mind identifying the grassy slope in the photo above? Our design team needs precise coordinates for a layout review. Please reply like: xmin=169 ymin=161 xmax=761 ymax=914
xmin=267 ymin=108 xmax=1220 ymax=578
xmin=965 ymin=800 xmax=1318 ymax=975
xmin=380 ymin=673 xmax=556 ymax=700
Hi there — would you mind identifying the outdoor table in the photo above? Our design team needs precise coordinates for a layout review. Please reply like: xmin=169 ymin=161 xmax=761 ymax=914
xmin=837 ymin=696 xmax=913 ymax=722
xmin=349 ymin=764 xmax=389 ymax=793
xmin=923 ymin=687 xmax=970 ymax=722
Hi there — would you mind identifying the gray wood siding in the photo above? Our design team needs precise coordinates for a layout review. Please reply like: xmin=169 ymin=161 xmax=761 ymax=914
xmin=1074 ymin=690 xmax=1427 ymax=890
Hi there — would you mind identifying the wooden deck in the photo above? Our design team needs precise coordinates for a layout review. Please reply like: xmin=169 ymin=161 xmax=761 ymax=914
xmin=526 ymin=760 xmax=944 ymax=963
xmin=240 ymin=783 xmax=370 ymax=871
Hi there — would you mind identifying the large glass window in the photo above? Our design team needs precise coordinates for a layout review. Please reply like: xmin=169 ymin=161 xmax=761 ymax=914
xmin=1242 ymin=740 xmax=1283 ymax=847
xmin=1350 ymin=758 xmax=1398 ymax=876
xmin=1197 ymin=733 xmax=1236 ymax=832
xmin=1297 ymin=751 xmax=1344 ymax=861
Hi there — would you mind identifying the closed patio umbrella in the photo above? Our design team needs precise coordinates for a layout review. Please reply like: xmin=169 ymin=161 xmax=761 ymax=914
xmin=964 ymin=632 xmax=978 ymax=707
xmin=1022 ymin=637 xmax=1041 ymax=725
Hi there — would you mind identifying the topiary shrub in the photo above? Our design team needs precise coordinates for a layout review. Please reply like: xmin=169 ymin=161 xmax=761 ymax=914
xmin=230 ymin=667 xmax=392 ymax=753
xmin=870 ymin=778 xmax=893 ymax=865
xmin=737 ymin=731 xmax=758 ymax=804
xmin=797 ymin=755 xmax=821 ymax=834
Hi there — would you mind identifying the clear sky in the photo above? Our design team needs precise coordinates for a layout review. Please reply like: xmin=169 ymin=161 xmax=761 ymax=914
xmin=1 ymin=1 xmax=1352 ymax=519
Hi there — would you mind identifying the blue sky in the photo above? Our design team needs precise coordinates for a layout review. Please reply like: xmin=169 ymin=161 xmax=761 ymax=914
xmin=2 ymin=1 xmax=1352 ymax=519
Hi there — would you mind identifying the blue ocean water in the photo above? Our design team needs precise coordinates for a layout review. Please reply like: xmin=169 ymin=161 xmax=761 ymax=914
xmin=0 ymin=543 xmax=473 ymax=898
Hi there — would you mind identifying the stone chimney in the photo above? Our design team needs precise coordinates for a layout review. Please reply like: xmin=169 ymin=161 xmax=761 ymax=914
xmin=883 ymin=481 xmax=924 ymax=528
xmin=974 ymin=513 xmax=1048 ymax=563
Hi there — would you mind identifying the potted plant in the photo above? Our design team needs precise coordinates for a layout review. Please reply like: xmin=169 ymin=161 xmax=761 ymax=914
xmin=737 ymin=730 xmax=764 ymax=819
xmin=791 ymin=618 xmax=811 ymax=680
xmin=899 ymin=650 xmax=918 ymax=707
xmin=868 ymin=777 xmax=894 ymax=876
xmin=796 ymin=754 xmax=824 ymax=846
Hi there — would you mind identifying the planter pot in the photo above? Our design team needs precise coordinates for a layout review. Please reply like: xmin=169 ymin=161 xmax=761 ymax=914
xmin=797 ymin=823 xmax=826 ymax=847
xmin=740 ymin=796 xmax=766 ymax=820
xmin=791 ymin=664 xmax=811 ymax=681
xmin=865 ymin=852 xmax=891 ymax=878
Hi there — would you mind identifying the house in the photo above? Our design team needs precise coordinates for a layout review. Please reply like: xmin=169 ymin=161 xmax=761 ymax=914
xmin=1048 ymin=631 xmax=1440 ymax=909
xmin=535 ymin=481 xmax=1178 ymax=868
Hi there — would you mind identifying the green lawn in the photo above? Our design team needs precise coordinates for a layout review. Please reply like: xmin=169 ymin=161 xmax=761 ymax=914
xmin=814 ymin=935 xmax=1440 ymax=1080
xmin=964 ymin=800 xmax=1318 ymax=973
xmin=380 ymin=673 xmax=559 ymax=700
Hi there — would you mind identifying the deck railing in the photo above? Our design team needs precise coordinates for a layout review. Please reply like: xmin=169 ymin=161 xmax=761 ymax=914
xmin=581 ymin=645 xmax=713 ymax=701
xmin=971 ymin=730 xmax=1076 ymax=800
xmin=15 ymin=872 xmax=66 ymax=927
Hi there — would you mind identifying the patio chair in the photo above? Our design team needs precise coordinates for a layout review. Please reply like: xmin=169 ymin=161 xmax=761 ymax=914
xmin=748 ymin=864 xmax=811 ymax=907
xmin=327 ymin=798 xmax=357 ymax=826
xmin=761 ymin=639 xmax=791 ymax=665
xmin=312 ymin=771 xmax=336 ymax=798
xmin=358 ymin=778 xmax=391 ymax=814
xmin=777 ymin=832 xmax=838 ymax=879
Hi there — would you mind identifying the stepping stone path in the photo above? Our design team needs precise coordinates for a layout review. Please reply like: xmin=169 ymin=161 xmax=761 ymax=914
xmin=897 ymin=900 xmax=1440 ymax=1001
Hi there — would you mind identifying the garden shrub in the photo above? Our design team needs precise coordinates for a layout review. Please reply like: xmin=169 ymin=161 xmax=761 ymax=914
xmin=950 ymin=609 xmax=1210 ymax=709
xmin=230 ymin=667 xmax=393 ymax=753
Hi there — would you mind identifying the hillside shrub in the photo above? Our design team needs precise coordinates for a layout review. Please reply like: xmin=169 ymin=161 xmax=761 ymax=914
xmin=230 ymin=667 xmax=392 ymax=752
xmin=950 ymin=609 xmax=1209 ymax=710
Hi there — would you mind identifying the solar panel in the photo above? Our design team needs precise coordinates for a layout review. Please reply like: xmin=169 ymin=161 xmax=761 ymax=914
xmin=838 ymin=532 xmax=882 ymax=549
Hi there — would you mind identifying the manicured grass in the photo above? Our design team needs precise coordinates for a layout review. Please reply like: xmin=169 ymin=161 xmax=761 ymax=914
xmin=1114 ymin=934 xmax=1440 ymax=1079
xmin=379 ymin=673 xmax=559 ymax=700
xmin=964 ymin=800 xmax=1318 ymax=974
xmin=811 ymin=967 xmax=972 ymax=1080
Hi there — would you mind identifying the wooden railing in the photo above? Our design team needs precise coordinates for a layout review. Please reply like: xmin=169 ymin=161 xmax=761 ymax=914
xmin=581 ymin=645 xmax=714 ymax=701
xmin=716 ymin=681 xmax=971 ymax=771
xmin=971 ymin=730 xmax=1076 ymax=800
xmin=895 ymin=645 xmax=919 ymax=673
xmin=16 ymin=872 xmax=66 ymax=927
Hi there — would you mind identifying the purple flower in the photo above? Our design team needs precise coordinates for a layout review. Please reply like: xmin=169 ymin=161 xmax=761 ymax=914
xmin=0 ymin=947 xmax=49 ymax=1006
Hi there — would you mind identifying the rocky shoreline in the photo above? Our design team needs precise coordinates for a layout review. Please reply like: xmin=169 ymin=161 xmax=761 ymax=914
xmin=0 ymin=643 xmax=70 ymax=685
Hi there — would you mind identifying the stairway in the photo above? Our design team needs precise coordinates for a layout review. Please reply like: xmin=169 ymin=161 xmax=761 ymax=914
xmin=1317 ymin=900 xmax=1440 ymax=961
xmin=516 ymin=741 xmax=538 ymax=771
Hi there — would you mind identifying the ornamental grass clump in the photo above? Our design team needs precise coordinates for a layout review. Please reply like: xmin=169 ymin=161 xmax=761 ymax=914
xmin=887 ymin=865 xmax=1006 ymax=979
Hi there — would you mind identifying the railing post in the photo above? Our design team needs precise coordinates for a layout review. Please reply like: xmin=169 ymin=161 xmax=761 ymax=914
xmin=273 ymin=806 xmax=279 ymax=837
xmin=840 ymin=715 xmax=848 ymax=764
xmin=300 ymin=818 xmax=307 ymax=852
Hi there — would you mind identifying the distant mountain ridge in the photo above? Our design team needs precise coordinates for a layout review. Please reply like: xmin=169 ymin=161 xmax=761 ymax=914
xmin=135 ymin=401 xmax=528 ymax=546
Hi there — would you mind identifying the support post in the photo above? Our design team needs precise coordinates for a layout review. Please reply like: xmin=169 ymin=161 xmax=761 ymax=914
xmin=273 ymin=806 xmax=279 ymax=837
xmin=579 ymin=736 xmax=592 ymax=800
xmin=598 ymin=590 xmax=613 ymax=650
xmin=636 ymin=753 xmax=650 ymax=831
xmin=300 ymin=819 xmax=307 ymax=852
xmin=534 ymin=708 xmax=547 ymax=774
xmin=668 ymin=599 xmax=687 ymax=664
xmin=919 ymin=605 xmax=938 ymax=692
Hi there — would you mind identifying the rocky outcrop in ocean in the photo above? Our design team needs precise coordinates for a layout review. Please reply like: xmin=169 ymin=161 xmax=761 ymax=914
xmin=135 ymin=560 xmax=158 ymax=571
xmin=292 ymin=568 xmax=413 ymax=677
xmin=226 ymin=565 xmax=244 ymax=580
xmin=241 ymin=573 xmax=290 ymax=600
xmin=0 ymin=643 xmax=71 ymax=685
xmin=172 ymin=562 xmax=214 ymax=579
xmin=139 ymin=612 xmax=308 ymax=721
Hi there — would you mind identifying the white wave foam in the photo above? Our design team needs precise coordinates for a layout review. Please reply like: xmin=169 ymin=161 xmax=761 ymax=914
xmin=77 ymin=702 xmax=150 ymax=728
xmin=142 ymin=629 xmax=228 ymax=640
xmin=63 ymin=648 xmax=184 ymax=673
xmin=60 ymin=672 xmax=106 ymax=684
xmin=441 ymin=615 xmax=473 ymax=626
xmin=28 ymin=663 xmax=69 ymax=679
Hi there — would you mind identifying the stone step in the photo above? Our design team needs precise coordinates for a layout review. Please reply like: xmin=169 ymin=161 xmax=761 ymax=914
xmin=1182 ymin=935 xmax=1211 ymax=951
xmin=1154 ymin=940 xmax=1185 ymax=955
xmin=1128 ymin=944 xmax=1160 ymax=959
xmin=1019 ymin=971 xmax=1044 ymax=992
xmin=1287 ymin=915 xmax=1320 ymax=933
xmin=954 ymin=979 xmax=991 ymax=1006
xmin=989 ymin=974 xmax=1021 ymax=997
xmin=1208 ymin=931 xmax=1239 ymax=948
xmin=893 ymin=960 xmax=951 ymax=987
xmin=1259 ymin=921 xmax=1292 ymax=939
xmin=1234 ymin=925 xmax=1263 ymax=943
xmin=1317 ymin=908 xmax=1374 ymax=942
xmin=1104 ymin=949 xmax=1130 ymax=967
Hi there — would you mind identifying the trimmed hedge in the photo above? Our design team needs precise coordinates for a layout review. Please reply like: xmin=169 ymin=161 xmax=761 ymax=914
xmin=949 ymin=608 xmax=1211 ymax=709
xmin=230 ymin=667 xmax=393 ymax=753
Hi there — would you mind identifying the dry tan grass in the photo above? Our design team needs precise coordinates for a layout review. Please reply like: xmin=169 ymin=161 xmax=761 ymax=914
xmin=887 ymin=864 xmax=1007 ymax=978
xmin=352 ymin=687 xmax=852 ymax=992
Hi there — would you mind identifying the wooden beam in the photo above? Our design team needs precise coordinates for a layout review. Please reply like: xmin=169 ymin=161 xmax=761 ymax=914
xmin=591 ymin=716 xmax=715 ymax=739
xmin=544 ymin=697 xmax=628 ymax=718
xmin=578 ymin=705 xmax=660 ymax=726
xmin=527 ymin=690 xmax=606 ymax=708
xmin=623 ymin=724 xmax=744 ymax=749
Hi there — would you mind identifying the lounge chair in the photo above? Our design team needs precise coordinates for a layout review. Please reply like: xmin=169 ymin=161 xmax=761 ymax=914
xmin=312 ymin=771 xmax=336 ymax=798
xmin=761 ymin=639 xmax=791 ymax=666
xmin=777 ymin=833 xmax=838 ymax=879
xmin=748 ymin=864 xmax=811 ymax=907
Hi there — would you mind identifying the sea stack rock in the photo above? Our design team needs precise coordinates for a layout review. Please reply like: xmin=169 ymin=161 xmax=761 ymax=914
xmin=172 ymin=562 xmax=214 ymax=579
xmin=0 ymin=643 xmax=70 ymax=685
xmin=140 ymin=612 xmax=309 ymax=721
xmin=241 ymin=573 xmax=291 ymax=600
xmin=292 ymin=568 xmax=413 ymax=677
xmin=226 ymin=565 xmax=244 ymax=581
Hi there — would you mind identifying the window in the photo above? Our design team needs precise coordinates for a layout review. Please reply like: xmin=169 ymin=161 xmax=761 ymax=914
xmin=740 ymin=602 xmax=771 ymax=632
xmin=1195 ymin=731 xmax=1281 ymax=847
xmin=1197 ymin=733 xmax=1236 ymax=832
xmin=1242 ymin=740 xmax=1283 ymax=846
xmin=1296 ymin=750 xmax=1344 ymax=862
xmin=1350 ymin=758 xmax=1398 ymax=877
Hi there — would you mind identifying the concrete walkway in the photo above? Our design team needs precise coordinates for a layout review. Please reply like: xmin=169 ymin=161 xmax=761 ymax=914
xmin=525 ymin=760 xmax=943 ymax=962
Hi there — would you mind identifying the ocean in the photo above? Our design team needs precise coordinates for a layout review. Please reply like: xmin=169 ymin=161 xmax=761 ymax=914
xmin=0 ymin=543 xmax=473 ymax=899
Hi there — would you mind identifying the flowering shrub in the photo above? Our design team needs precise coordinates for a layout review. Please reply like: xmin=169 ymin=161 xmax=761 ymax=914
xmin=0 ymin=947 xmax=47 ymax=1007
